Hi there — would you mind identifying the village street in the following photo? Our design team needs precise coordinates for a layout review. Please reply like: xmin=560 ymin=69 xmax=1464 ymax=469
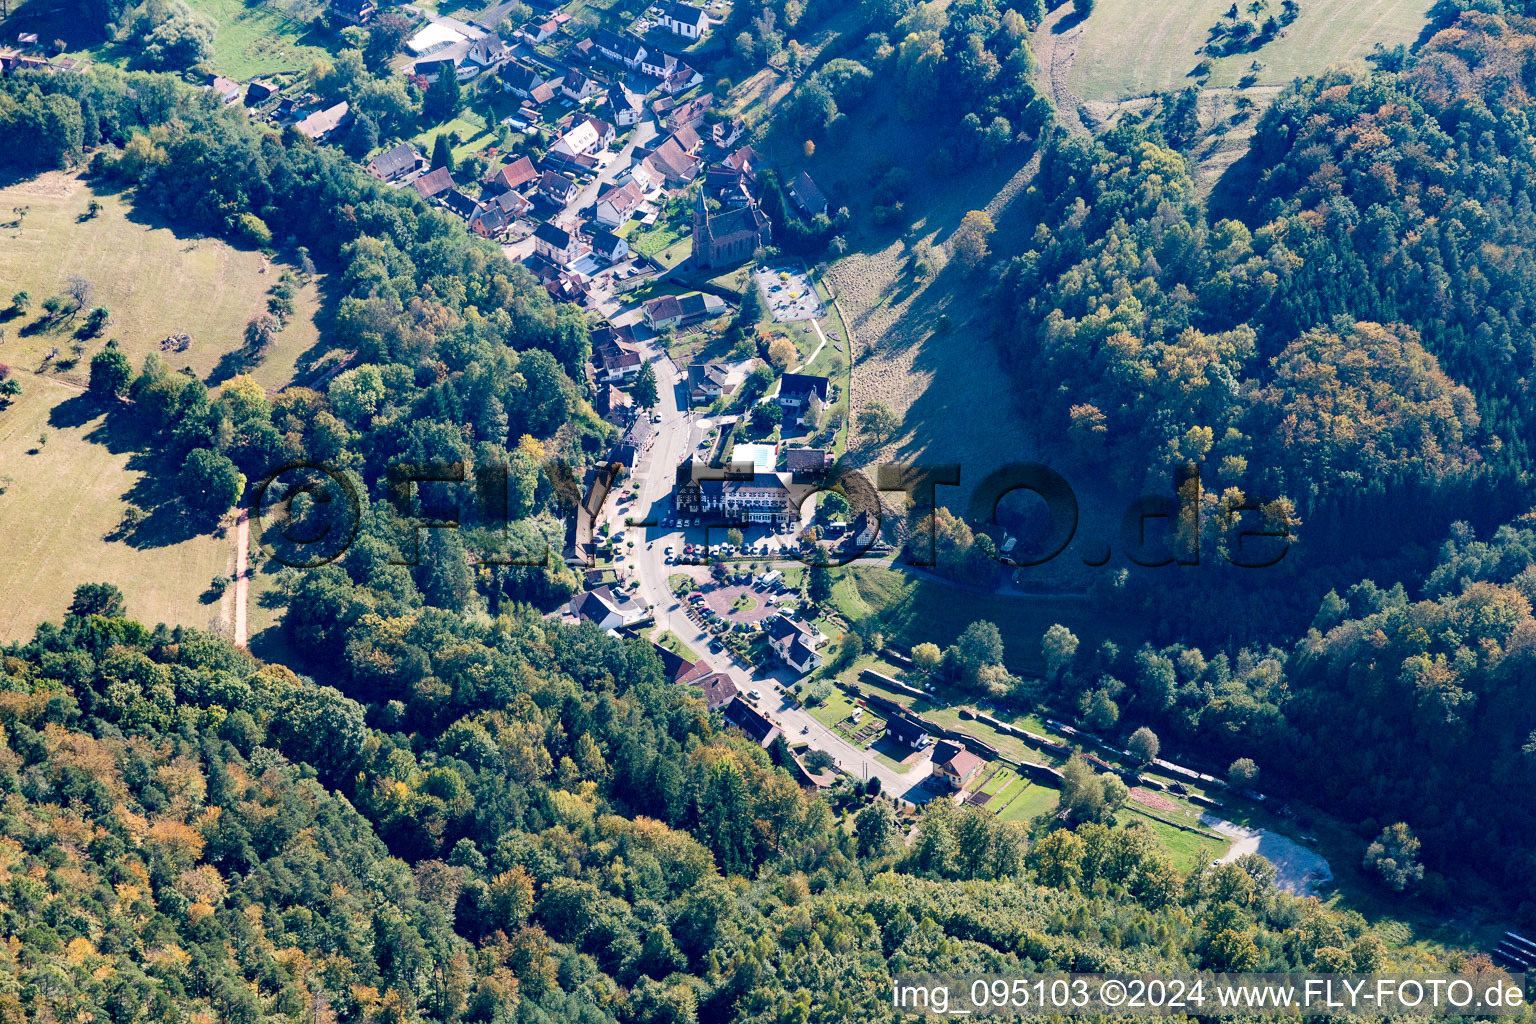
xmin=615 ymin=332 xmax=938 ymax=804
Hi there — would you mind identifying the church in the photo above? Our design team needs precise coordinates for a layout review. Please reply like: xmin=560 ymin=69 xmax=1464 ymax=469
xmin=690 ymin=190 xmax=771 ymax=270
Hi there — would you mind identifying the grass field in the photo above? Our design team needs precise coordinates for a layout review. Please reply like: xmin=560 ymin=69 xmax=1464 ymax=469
xmin=996 ymin=782 xmax=1060 ymax=823
xmin=838 ymin=565 xmax=1134 ymax=677
xmin=9 ymin=0 xmax=334 ymax=81
xmin=0 ymin=173 xmax=321 ymax=641
xmin=0 ymin=383 xmax=235 ymax=641
xmin=0 ymin=174 xmax=324 ymax=393
xmin=1065 ymin=0 xmax=1435 ymax=100
xmin=1119 ymin=808 xmax=1222 ymax=873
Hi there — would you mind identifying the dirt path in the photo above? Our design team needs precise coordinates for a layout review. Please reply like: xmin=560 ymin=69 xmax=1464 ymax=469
xmin=797 ymin=318 xmax=829 ymax=371
xmin=1036 ymin=5 xmax=1089 ymax=136
xmin=233 ymin=507 xmax=249 ymax=648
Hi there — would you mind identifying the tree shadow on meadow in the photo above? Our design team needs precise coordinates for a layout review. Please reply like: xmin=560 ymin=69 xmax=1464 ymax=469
xmin=47 ymin=394 xmax=215 ymax=549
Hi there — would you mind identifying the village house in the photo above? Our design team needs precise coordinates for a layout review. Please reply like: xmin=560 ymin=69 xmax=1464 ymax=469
xmin=582 ymin=115 xmax=617 ymax=149
xmin=367 ymin=142 xmax=426 ymax=182
xmin=691 ymin=189 xmax=770 ymax=269
xmin=591 ymin=325 xmax=644 ymax=382
xmin=484 ymin=155 xmax=537 ymax=193
xmin=594 ymin=180 xmax=646 ymax=227
xmin=596 ymin=382 xmax=633 ymax=425
xmin=568 ymin=585 xmax=648 ymax=632
xmin=589 ymin=227 xmax=630 ymax=262
xmin=643 ymin=294 xmax=686 ymax=330
xmin=666 ymin=93 xmax=713 ymax=132
xmin=499 ymin=62 xmax=552 ymax=98
xmin=639 ymin=49 xmax=680 ymax=79
xmin=607 ymin=84 xmax=642 ymax=126
xmin=659 ymin=63 xmax=704 ymax=95
xmin=469 ymin=190 xmax=531 ymax=239
xmin=667 ymin=123 xmax=703 ymax=156
xmin=764 ymin=614 xmax=822 ymax=674
xmin=659 ymin=0 xmax=710 ymax=38
xmin=612 ymin=415 xmax=654 ymax=468
xmin=461 ymin=33 xmax=512 ymax=77
xmin=593 ymin=29 xmax=647 ymax=68
xmin=411 ymin=166 xmax=455 ymax=200
xmin=551 ymin=119 xmax=604 ymax=161
xmin=330 ymin=0 xmax=375 ymax=25
xmin=441 ymin=189 xmax=483 ymax=220
xmin=561 ymin=68 xmax=603 ymax=102
xmin=788 ymin=170 xmax=830 ymax=218
xmin=204 ymin=74 xmax=242 ymax=106
xmin=674 ymin=460 xmax=806 ymax=527
xmin=723 ymin=697 xmax=781 ymax=747
xmin=642 ymin=292 xmax=722 ymax=331
xmin=885 ymin=714 xmax=931 ymax=750
xmin=519 ymin=18 xmax=558 ymax=43
xmin=931 ymin=741 xmax=986 ymax=790
xmin=533 ymin=221 xmax=588 ymax=266
xmin=640 ymin=137 xmax=700 ymax=185
xmin=687 ymin=362 xmax=730 ymax=403
xmin=413 ymin=57 xmax=458 ymax=83
xmin=785 ymin=447 xmax=833 ymax=476
xmin=690 ymin=672 xmax=740 ymax=710
xmin=712 ymin=118 xmax=746 ymax=148
xmin=775 ymin=372 xmax=830 ymax=426
xmin=538 ymin=169 xmax=579 ymax=204
xmin=294 ymin=101 xmax=350 ymax=141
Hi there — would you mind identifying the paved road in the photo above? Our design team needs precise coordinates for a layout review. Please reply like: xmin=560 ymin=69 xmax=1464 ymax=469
xmin=618 ymin=338 xmax=938 ymax=804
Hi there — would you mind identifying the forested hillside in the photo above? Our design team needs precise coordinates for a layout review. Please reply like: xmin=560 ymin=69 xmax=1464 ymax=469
xmin=0 ymin=603 xmax=1410 ymax=1024
xmin=984 ymin=0 xmax=1536 ymax=905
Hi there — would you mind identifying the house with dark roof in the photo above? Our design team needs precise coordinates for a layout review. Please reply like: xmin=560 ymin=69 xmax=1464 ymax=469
xmin=538 ymin=169 xmax=579 ymax=204
xmin=412 ymin=166 xmax=456 ymax=200
xmin=776 ymin=373 xmax=830 ymax=426
xmin=607 ymin=85 xmax=642 ymax=126
xmin=569 ymin=585 xmax=648 ymax=631
xmin=785 ymin=447 xmax=833 ymax=476
xmin=469 ymin=191 xmax=529 ymax=239
xmin=687 ymin=362 xmax=730 ymax=403
xmin=562 ymin=68 xmax=603 ymax=101
xmin=367 ymin=143 xmax=425 ymax=182
xmin=763 ymin=614 xmax=822 ymax=674
xmin=499 ymin=62 xmax=552 ymax=98
xmin=590 ymin=227 xmax=630 ymax=262
xmin=932 ymin=741 xmax=986 ymax=789
xmin=593 ymin=29 xmax=647 ymax=68
xmin=722 ymin=696 xmax=780 ymax=746
xmin=612 ymin=414 xmax=654 ymax=467
xmin=674 ymin=459 xmax=808 ymax=527
xmin=640 ymin=49 xmax=680 ymax=79
xmin=660 ymin=0 xmax=709 ymax=38
xmin=534 ymin=221 xmax=588 ymax=266
xmin=414 ymin=57 xmax=460 ymax=83
xmin=441 ymin=189 xmax=483 ymax=220
xmin=884 ymin=713 xmax=931 ymax=750
xmin=788 ymin=170 xmax=829 ymax=218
